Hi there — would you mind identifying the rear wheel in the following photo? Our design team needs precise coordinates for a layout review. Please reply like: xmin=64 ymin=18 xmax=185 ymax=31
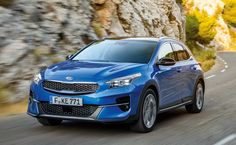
xmin=37 ymin=118 xmax=62 ymax=126
xmin=130 ymin=89 xmax=158 ymax=133
xmin=185 ymin=82 xmax=204 ymax=113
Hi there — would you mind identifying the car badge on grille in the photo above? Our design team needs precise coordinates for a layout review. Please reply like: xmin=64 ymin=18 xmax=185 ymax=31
xmin=66 ymin=76 xmax=73 ymax=81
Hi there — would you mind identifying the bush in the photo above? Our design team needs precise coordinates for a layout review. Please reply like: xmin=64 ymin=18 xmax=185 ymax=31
xmin=185 ymin=10 xmax=217 ymax=44
xmin=198 ymin=17 xmax=217 ymax=44
xmin=222 ymin=0 xmax=236 ymax=27
xmin=186 ymin=14 xmax=200 ymax=40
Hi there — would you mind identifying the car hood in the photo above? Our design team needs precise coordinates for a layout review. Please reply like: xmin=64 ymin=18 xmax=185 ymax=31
xmin=44 ymin=60 xmax=147 ymax=82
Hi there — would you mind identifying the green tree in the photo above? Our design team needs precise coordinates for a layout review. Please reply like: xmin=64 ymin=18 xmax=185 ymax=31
xmin=186 ymin=14 xmax=200 ymax=40
xmin=198 ymin=16 xmax=217 ymax=44
xmin=222 ymin=0 xmax=236 ymax=27
xmin=185 ymin=10 xmax=217 ymax=44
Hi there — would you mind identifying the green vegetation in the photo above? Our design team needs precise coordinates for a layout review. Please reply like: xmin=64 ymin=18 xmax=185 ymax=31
xmin=222 ymin=0 xmax=236 ymax=27
xmin=186 ymin=14 xmax=199 ymax=40
xmin=187 ymin=41 xmax=216 ymax=72
xmin=198 ymin=17 xmax=217 ymax=44
xmin=185 ymin=10 xmax=217 ymax=44
xmin=222 ymin=0 xmax=236 ymax=50
xmin=185 ymin=9 xmax=217 ymax=71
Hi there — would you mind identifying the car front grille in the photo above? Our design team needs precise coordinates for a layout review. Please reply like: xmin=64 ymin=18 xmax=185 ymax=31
xmin=42 ymin=80 xmax=99 ymax=94
xmin=39 ymin=102 xmax=98 ymax=117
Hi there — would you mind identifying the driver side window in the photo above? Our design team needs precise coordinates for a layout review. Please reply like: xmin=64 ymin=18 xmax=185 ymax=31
xmin=158 ymin=43 xmax=175 ymax=61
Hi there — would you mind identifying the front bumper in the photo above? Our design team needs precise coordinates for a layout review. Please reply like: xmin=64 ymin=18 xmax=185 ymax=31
xmin=27 ymin=82 xmax=143 ymax=122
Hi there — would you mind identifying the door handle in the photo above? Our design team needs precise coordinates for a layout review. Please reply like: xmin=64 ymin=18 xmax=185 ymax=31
xmin=176 ymin=68 xmax=182 ymax=73
xmin=191 ymin=65 xmax=197 ymax=71
xmin=192 ymin=67 xmax=197 ymax=70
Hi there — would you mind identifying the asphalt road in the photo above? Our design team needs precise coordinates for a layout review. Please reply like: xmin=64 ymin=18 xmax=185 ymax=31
xmin=0 ymin=52 xmax=236 ymax=145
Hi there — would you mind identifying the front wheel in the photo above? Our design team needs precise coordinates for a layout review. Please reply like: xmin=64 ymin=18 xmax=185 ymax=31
xmin=185 ymin=82 xmax=204 ymax=113
xmin=37 ymin=118 xmax=62 ymax=126
xmin=130 ymin=89 xmax=158 ymax=133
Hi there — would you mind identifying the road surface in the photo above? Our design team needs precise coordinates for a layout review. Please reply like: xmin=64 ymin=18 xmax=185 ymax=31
xmin=0 ymin=52 xmax=236 ymax=145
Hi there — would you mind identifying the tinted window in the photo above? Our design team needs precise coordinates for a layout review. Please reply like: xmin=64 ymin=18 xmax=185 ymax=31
xmin=172 ymin=43 xmax=190 ymax=61
xmin=72 ymin=40 xmax=157 ymax=63
xmin=158 ymin=43 xmax=175 ymax=60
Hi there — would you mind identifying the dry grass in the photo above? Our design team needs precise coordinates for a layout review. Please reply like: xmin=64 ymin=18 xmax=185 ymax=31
xmin=187 ymin=41 xmax=216 ymax=72
xmin=0 ymin=99 xmax=27 ymax=116
xmin=91 ymin=21 xmax=104 ymax=38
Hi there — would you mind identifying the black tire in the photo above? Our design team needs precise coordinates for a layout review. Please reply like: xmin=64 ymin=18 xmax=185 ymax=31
xmin=37 ymin=118 xmax=62 ymax=126
xmin=130 ymin=89 xmax=158 ymax=133
xmin=185 ymin=82 xmax=204 ymax=113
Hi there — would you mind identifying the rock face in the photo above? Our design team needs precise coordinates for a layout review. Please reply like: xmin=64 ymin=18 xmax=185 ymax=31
xmin=92 ymin=0 xmax=185 ymax=40
xmin=0 ymin=0 xmax=185 ymax=102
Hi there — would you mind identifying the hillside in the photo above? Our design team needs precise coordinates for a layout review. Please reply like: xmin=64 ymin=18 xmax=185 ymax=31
xmin=183 ymin=0 xmax=236 ymax=50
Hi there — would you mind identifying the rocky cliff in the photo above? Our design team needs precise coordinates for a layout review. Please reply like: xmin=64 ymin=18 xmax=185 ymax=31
xmin=0 ymin=0 xmax=185 ymax=102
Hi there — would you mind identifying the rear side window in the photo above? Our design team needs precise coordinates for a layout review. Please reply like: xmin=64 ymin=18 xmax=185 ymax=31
xmin=172 ymin=43 xmax=190 ymax=61
xmin=158 ymin=43 xmax=175 ymax=60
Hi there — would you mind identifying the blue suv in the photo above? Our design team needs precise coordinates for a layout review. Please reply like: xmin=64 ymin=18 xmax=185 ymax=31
xmin=28 ymin=37 xmax=205 ymax=132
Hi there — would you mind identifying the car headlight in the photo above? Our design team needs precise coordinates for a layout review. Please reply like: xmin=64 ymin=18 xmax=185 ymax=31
xmin=33 ymin=73 xmax=42 ymax=84
xmin=106 ymin=73 xmax=142 ymax=88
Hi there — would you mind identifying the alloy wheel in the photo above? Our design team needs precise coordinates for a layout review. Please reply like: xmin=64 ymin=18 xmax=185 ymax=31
xmin=142 ymin=94 xmax=157 ymax=128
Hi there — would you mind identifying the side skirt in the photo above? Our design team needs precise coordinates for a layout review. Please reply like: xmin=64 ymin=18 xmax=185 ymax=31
xmin=159 ymin=100 xmax=192 ymax=113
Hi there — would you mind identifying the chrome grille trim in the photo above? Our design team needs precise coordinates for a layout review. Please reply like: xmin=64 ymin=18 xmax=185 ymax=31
xmin=42 ymin=80 xmax=99 ymax=94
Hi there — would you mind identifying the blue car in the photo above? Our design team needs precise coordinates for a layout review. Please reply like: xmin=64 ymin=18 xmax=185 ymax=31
xmin=28 ymin=37 xmax=205 ymax=132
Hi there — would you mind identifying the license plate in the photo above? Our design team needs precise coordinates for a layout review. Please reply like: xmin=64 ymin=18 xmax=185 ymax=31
xmin=51 ymin=96 xmax=83 ymax=106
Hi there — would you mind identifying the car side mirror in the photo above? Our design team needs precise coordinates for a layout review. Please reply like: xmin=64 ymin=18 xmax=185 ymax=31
xmin=156 ymin=58 xmax=176 ymax=66
xmin=66 ymin=54 xmax=73 ymax=60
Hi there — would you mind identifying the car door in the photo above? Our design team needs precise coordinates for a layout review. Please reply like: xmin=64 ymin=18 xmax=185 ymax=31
xmin=154 ymin=42 xmax=182 ymax=109
xmin=171 ymin=42 xmax=192 ymax=101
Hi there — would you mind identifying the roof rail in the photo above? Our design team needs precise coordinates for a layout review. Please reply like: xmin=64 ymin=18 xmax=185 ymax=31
xmin=99 ymin=36 xmax=177 ymax=41
xmin=159 ymin=36 xmax=174 ymax=40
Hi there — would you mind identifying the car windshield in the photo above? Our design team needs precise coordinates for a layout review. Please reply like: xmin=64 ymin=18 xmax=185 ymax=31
xmin=72 ymin=40 xmax=157 ymax=63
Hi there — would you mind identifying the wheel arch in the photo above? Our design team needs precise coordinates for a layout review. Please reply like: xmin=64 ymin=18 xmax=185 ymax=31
xmin=198 ymin=77 xmax=205 ymax=93
xmin=133 ymin=80 xmax=160 ymax=120
xmin=193 ymin=75 xmax=205 ymax=95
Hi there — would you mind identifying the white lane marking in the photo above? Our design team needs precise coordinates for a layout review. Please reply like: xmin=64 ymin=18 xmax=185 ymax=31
xmin=217 ymin=55 xmax=229 ymax=70
xmin=205 ymin=75 xmax=216 ymax=79
xmin=213 ymin=134 xmax=236 ymax=145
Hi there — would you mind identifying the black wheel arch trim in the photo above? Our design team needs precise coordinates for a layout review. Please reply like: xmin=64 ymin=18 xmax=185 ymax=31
xmin=197 ymin=75 xmax=205 ymax=90
xmin=129 ymin=80 xmax=160 ymax=121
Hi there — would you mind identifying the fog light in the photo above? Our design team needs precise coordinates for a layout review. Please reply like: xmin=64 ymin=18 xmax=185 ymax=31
xmin=116 ymin=96 xmax=130 ymax=112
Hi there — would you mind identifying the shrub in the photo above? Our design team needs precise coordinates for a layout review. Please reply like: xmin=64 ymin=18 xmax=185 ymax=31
xmin=186 ymin=10 xmax=217 ymax=44
xmin=198 ymin=17 xmax=217 ymax=44
xmin=186 ymin=14 xmax=200 ymax=40
xmin=222 ymin=0 xmax=236 ymax=27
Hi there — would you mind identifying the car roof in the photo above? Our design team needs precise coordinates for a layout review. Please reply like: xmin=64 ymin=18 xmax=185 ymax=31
xmin=103 ymin=36 xmax=177 ymax=42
